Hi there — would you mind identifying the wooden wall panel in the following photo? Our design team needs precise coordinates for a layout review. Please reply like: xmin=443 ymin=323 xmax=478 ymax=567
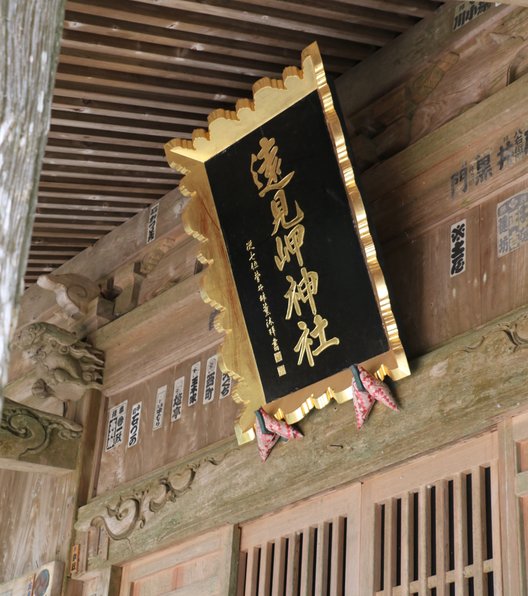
xmin=118 ymin=525 xmax=239 ymax=596
xmin=384 ymin=208 xmax=481 ymax=356
xmin=340 ymin=8 xmax=528 ymax=355
xmin=97 ymin=346 xmax=239 ymax=495
xmin=0 ymin=470 xmax=77 ymax=583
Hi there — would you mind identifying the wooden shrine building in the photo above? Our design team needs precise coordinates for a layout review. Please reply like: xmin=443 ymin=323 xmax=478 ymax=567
xmin=1 ymin=1 xmax=528 ymax=594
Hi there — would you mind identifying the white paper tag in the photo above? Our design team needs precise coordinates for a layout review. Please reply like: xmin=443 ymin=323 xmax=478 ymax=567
xmin=171 ymin=376 xmax=185 ymax=422
xmin=152 ymin=385 xmax=167 ymax=431
xmin=146 ymin=202 xmax=159 ymax=244
xmin=127 ymin=402 xmax=142 ymax=448
xmin=105 ymin=400 xmax=127 ymax=452
xmin=203 ymin=355 xmax=218 ymax=404
xmin=188 ymin=361 xmax=201 ymax=407
xmin=220 ymin=372 xmax=231 ymax=400
xmin=450 ymin=219 xmax=466 ymax=277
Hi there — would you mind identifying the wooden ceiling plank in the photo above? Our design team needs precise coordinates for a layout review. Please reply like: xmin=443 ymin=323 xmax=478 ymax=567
xmin=38 ymin=202 xmax=145 ymax=214
xmin=64 ymin=4 xmax=377 ymax=59
xmin=60 ymin=31 xmax=285 ymax=78
xmin=32 ymin=222 xmax=117 ymax=231
xmin=55 ymin=66 xmax=241 ymax=103
xmin=210 ymin=0 xmax=419 ymax=32
xmin=52 ymin=96 xmax=209 ymax=129
xmin=42 ymin=157 xmax=171 ymax=174
xmin=31 ymin=238 xmax=96 ymax=247
xmin=47 ymin=127 xmax=170 ymax=149
xmin=53 ymin=82 xmax=215 ymax=115
xmin=29 ymin=249 xmax=80 ymax=256
xmin=35 ymin=213 xmax=130 ymax=223
xmin=58 ymin=51 xmax=255 ymax=91
xmin=38 ymin=181 xmax=173 ymax=194
xmin=50 ymin=110 xmax=199 ymax=135
xmin=44 ymin=142 xmax=167 ymax=164
xmin=39 ymin=171 xmax=177 ymax=184
xmin=129 ymin=0 xmax=397 ymax=44
xmin=38 ymin=191 xmax=156 ymax=204
xmin=331 ymin=0 xmax=440 ymax=18
xmin=30 ymin=230 xmax=106 ymax=238
xmin=43 ymin=150 xmax=166 ymax=168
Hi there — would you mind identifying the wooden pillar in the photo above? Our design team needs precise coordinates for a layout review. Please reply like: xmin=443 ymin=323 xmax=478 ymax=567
xmin=0 ymin=0 xmax=66 ymax=415
xmin=0 ymin=397 xmax=82 ymax=474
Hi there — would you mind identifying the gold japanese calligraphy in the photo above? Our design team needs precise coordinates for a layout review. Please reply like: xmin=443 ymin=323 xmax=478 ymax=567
xmin=250 ymin=136 xmax=340 ymax=371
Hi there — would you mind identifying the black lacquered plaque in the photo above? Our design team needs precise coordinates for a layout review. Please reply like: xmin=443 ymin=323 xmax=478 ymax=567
xmin=206 ymin=91 xmax=388 ymax=403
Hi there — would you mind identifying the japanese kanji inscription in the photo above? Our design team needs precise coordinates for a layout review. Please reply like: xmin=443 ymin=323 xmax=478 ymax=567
xmin=165 ymin=43 xmax=409 ymax=444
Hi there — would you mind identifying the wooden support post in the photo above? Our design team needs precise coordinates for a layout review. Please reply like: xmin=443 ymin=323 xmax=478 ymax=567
xmin=0 ymin=397 xmax=81 ymax=474
xmin=0 ymin=0 xmax=66 ymax=415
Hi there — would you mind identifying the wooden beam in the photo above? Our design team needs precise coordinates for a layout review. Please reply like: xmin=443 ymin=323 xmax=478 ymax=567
xmin=0 ymin=0 xmax=66 ymax=413
xmin=75 ymin=302 xmax=528 ymax=571
xmin=16 ymin=188 xmax=186 ymax=328
xmin=335 ymin=1 xmax=516 ymax=117
xmin=0 ymin=398 xmax=82 ymax=475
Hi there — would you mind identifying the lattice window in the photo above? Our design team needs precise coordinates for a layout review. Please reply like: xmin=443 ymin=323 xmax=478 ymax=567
xmin=237 ymin=484 xmax=361 ymax=595
xmin=362 ymin=434 xmax=502 ymax=595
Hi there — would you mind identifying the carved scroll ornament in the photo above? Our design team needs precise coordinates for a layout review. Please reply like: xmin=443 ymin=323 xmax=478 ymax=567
xmin=1 ymin=397 xmax=81 ymax=458
xmin=88 ymin=451 xmax=234 ymax=543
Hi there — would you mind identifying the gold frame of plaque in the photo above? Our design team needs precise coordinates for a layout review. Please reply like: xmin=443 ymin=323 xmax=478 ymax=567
xmin=165 ymin=43 xmax=409 ymax=445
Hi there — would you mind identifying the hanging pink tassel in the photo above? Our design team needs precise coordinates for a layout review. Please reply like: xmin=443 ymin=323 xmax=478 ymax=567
xmin=254 ymin=407 xmax=303 ymax=462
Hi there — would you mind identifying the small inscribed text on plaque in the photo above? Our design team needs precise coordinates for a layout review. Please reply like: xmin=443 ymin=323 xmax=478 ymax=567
xmin=220 ymin=373 xmax=231 ymax=399
xmin=171 ymin=376 xmax=185 ymax=421
xmin=188 ymin=362 xmax=201 ymax=406
xmin=203 ymin=355 xmax=217 ymax=404
xmin=450 ymin=219 xmax=466 ymax=277
xmin=127 ymin=402 xmax=142 ymax=448
xmin=105 ymin=400 xmax=127 ymax=452
xmin=152 ymin=385 xmax=167 ymax=431
xmin=146 ymin=203 xmax=159 ymax=243
xmin=497 ymin=192 xmax=528 ymax=257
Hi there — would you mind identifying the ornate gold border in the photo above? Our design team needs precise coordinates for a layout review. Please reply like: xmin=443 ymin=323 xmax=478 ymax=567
xmin=165 ymin=43 xmax=409 ymax=445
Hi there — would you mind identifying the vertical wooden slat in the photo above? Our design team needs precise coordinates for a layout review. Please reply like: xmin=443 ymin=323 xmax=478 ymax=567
xmin=471 ymin=467 xmax=484 ymax=594
xmin=271 ymin=537 xmax=287 ymax=596
xmin=372 ymin=504 xmax=384 ymax=594
xmin=346 ymin=488 xmax=362 ymax=596
xmin=384 ymin=499 xmax=397 ymax=594
xmin=400 ymin=494 xmax=411 ymax=596
xmin=300 ymin=527 xmax=315 ymax=596
xmin=418 ymin=485 xmax=430 ymax=595
xmin=258 ymin=541 xmax=273 ymax=596
xmin=498 ymin=419 xmax=520 ymax=595
xmin=490 ymin=460 xmax=504 ymax=596
xmin=453 ymin=474 xmax=468 ymax=596
xmin=245 ymin=546 xmax=259 ymax=596
xmin=237 ymin=550 xmax=248 ymax=596
xmin=285 ymin=533 xmax=300 ymax=596
xmin=329 ymin=517 xmax=345 ymax=596
xmin=315 ymin=522 xmax=330 ymax=596
xmin=435 ymin=480 xmax=448 ymax=596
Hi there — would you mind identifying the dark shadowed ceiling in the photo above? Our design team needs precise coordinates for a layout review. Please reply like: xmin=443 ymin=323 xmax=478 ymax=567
xmin=27 ymin=0 xmax=442 ymax=285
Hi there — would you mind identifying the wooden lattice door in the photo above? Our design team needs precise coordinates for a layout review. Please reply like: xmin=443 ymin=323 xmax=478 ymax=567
xmin=361 ymin=433 xmax=502 ymax=595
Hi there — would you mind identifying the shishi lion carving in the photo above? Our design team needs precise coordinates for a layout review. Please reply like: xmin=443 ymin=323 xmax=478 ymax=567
xmin=12 ymin=322 xmax=104 ymax=403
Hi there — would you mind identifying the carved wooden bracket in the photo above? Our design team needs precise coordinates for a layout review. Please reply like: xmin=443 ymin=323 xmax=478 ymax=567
xmin=0 ymin=397 xmax=82 ymax=474
xmin=37 ymin=273 xmax=101 ymax=320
